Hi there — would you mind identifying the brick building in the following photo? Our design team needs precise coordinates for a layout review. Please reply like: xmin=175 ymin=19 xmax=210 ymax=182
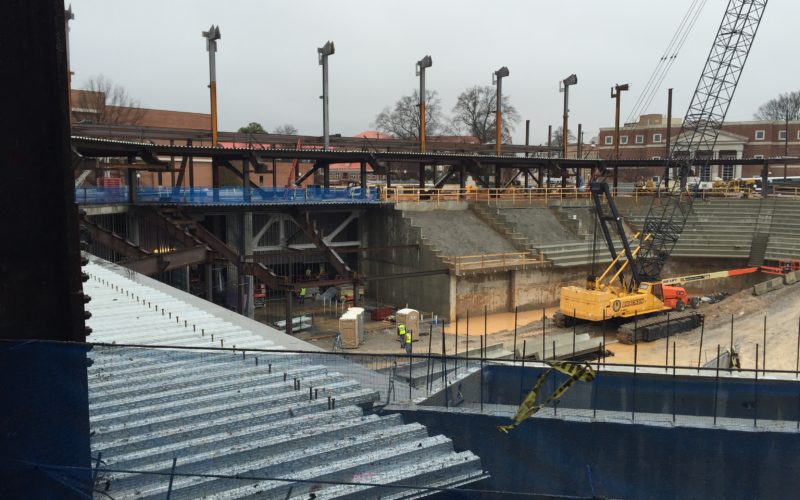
xmin=597 ymin=114 xmax=800 ymax=181
xmin=71 ymin=89 xmax=312 ymax=189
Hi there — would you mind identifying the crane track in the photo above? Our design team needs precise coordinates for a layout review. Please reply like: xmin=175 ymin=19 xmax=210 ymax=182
xmin=616 ymin=311 xmax=704 ymax=344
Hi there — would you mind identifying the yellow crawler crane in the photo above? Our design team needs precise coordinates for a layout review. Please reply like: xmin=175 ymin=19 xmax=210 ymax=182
xmin=553 ymin=0 xmax=767 ymax=342
xmin=554 ymin=233 xmax=693 ymax=326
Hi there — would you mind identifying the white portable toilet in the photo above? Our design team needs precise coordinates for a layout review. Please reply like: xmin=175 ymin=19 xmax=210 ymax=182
xmin=396 ymin=308 xmax=420 ymax=337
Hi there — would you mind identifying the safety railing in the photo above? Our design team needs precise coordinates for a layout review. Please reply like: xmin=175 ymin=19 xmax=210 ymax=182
xmin=74 ymin=187 xmax=129 ymax=204
xmin=382 ymin=185 xmax=759 ymax=205
xmin=76 ymin=186 xmax=380 ymax=205
xmin=381 ymin=186 xmax=590 ymax=205
xmin=771 ymin=186 xmax=800 ymax=198
xmin=441 ymin=252 xmax=546 ymax=274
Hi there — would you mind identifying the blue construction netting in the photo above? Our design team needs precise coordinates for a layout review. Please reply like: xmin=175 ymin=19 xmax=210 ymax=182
xmin=75 ymin=186 xmax=380 ymax=205
xmin=74 ymin=187 xmax=129 ymax=204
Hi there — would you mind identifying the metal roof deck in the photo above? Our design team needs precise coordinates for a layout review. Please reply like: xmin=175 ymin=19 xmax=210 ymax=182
xmin=84 ymin=258 xmax=485 ymax=498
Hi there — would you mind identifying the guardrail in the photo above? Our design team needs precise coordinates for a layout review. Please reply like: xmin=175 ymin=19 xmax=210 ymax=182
xmin=75 ymin=187 xmax=129 ymax=204
xmin=75 ymin=186 xmax=380 ymax=205
xmin=382 ymin=186 xmax=759 ymax=204
xmin=441 ymin=252 xmax=546 ymax=274
xmin=382 ymin=187 xmax=590 ymax=205
xmin=771 ymin=186 xmax=800 ymax=198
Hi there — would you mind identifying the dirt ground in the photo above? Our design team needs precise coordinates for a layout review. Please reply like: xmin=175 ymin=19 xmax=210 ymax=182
xmin=609 ymin=282 xmax=800 ymax=370
xmin=276 ymin=279 xmax=800 ymax=372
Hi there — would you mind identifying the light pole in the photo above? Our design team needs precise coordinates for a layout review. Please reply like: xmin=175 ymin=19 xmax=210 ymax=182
xmin=416 ymin=55 xmax=432 ymax=153
xmin=202 ymin=25 xmax=221 ymax=147
xmin=318 ymin=41 xmax=335 ymax=151
xmin=560 ymin=74 xmax=577 ymax=188
xmin=493 ymin=66 xmax=509 ymax=156
xmin=611 ymin=83 xmax=629 ymax=190
xmin=560 ymin=74 xmax=577 ymax=159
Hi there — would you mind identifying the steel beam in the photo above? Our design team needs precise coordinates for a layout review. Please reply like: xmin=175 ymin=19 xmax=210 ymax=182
xmin=125 ymin=246 xmax=209 ymax=275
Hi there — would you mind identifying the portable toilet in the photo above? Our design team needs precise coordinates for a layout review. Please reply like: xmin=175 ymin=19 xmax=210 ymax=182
xmin=396 ymin=308 xmax=420 ymax=337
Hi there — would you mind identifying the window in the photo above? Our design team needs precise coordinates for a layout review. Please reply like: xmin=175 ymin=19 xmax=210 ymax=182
xmin=652 ymin=156 xmax=661 ymax=160
xmin=635 ymin=135 xmax=644 ymax=144
xmin=604 ymin=135 xmax=613 ymax=145
xmin=797 ymin=130 xmax=800 ymax=140
xmin=620 ymin=136 xmax=628 ymax=145
xmin=722 ymin=165 xmax=734 ymax=180
xmin=753 ymin=154 xmax=764 ymax=160
xmin=700 ymin=165 xmax=711 ymax=182
xmin=779 ymin=130 xmax=787 ymax=141
xmin=652 ymin=133 xmax=662 ymax=143
xmin=259 ymin=175 xmax=264 ymax=185
xmin=755 ymin=130 xmax=765 ymax=140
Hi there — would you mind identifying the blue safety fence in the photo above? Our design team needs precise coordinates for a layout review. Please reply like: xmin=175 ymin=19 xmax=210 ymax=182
xmin=76 ymin=186 xmax=380 ymax=205
xmin=74 ymin=187 xmax=129 ymax=204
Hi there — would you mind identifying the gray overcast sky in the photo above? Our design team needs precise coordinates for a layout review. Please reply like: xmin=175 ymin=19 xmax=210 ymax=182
xmin=68 ymin=0 xmax=795 ymax=145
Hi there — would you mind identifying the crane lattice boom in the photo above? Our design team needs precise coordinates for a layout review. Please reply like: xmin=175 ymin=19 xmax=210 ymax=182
xmin=634 ymin=0 xmax=768 ymax=284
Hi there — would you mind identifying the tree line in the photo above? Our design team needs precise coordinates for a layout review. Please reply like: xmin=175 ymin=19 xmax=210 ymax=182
xmin=72 ymin=75 xmax=800 ymax=136
xmin=374 ymin=86 xmax=521 ymax=144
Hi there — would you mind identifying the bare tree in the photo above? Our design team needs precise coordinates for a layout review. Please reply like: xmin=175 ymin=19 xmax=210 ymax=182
xmin=73 ymin=75 xmax=145 ymax=125
xmin=754 ymin=91 xmax=800 ymax=120
xmin=451 ymin=85 xmax=520 ymax=144
xmin=374 ymin=90 xmax=447 ymax=139
xmin=550 ymin=127 xmax=576 ymax=148
xmin=273 ymin=124 xmax=298 ymax=135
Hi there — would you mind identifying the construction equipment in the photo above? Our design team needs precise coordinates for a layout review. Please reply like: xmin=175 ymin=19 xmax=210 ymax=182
xmin=661 ymin=267 xmax=759 ymax=287
xmin=760 ymin=259 xmax=800 ymax=276
xmin=556 ymin=0 xmax=768 ymax=343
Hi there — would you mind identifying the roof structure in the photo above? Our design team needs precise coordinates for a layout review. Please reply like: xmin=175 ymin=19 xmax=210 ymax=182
xmin=84 ymin=257 xmax=486 ymax=498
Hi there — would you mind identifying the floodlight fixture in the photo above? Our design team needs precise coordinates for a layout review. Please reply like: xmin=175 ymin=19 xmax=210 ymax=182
xmin=318 ymin=41 xmax=335 ymax=64
xmin=416 ymin=55 xmax=432 ymax=76
xmin=492 ymin=66 xmax=509 ymax=84
xmin=202 ymin=25 xmax=221 ymax=52
xmin=561 ymin=73 xmax=578 ymax=90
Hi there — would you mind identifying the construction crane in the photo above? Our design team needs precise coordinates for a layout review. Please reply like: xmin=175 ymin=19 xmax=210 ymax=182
xmin=555 ymin=0 xmax=768 ymax=340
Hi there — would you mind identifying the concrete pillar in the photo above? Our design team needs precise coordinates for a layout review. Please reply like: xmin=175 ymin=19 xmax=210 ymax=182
xmin=509 ymin=270 xmax=518 ymax=310
xmin=448 ymin=274 xmax=457 ymax=323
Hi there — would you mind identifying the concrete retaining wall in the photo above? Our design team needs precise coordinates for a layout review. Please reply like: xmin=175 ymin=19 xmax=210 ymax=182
xmin=424 ymin=365 xmax=800 ymax=421
xmin=394 ymin=407 xmax=800 ymax=499
xmin=399 ymin=363 xmax=800 ymax=498
xmin=754 ymin=276 xmax=785 ymax=296
xmin=362 ymin=207 xmax=451 ymax=316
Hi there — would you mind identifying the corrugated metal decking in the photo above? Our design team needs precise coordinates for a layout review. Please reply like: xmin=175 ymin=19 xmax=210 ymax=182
xmin=85 ymin=258 xmax=486 ymax=498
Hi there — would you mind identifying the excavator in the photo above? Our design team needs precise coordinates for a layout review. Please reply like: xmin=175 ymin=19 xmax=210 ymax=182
xmin=554 ymin=0 xmax=768 ymax=343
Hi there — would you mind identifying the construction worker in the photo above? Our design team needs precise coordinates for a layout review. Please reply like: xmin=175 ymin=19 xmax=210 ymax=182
xmin=305 ymin=267 xmax=312 ymax=279
xmin=404 ymin=329 xmax=412 ymax=354
xmin=299 ymin=287 xmax=307 ymax=305
xmin=397 ymin=323 xmax=406 ymax=340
